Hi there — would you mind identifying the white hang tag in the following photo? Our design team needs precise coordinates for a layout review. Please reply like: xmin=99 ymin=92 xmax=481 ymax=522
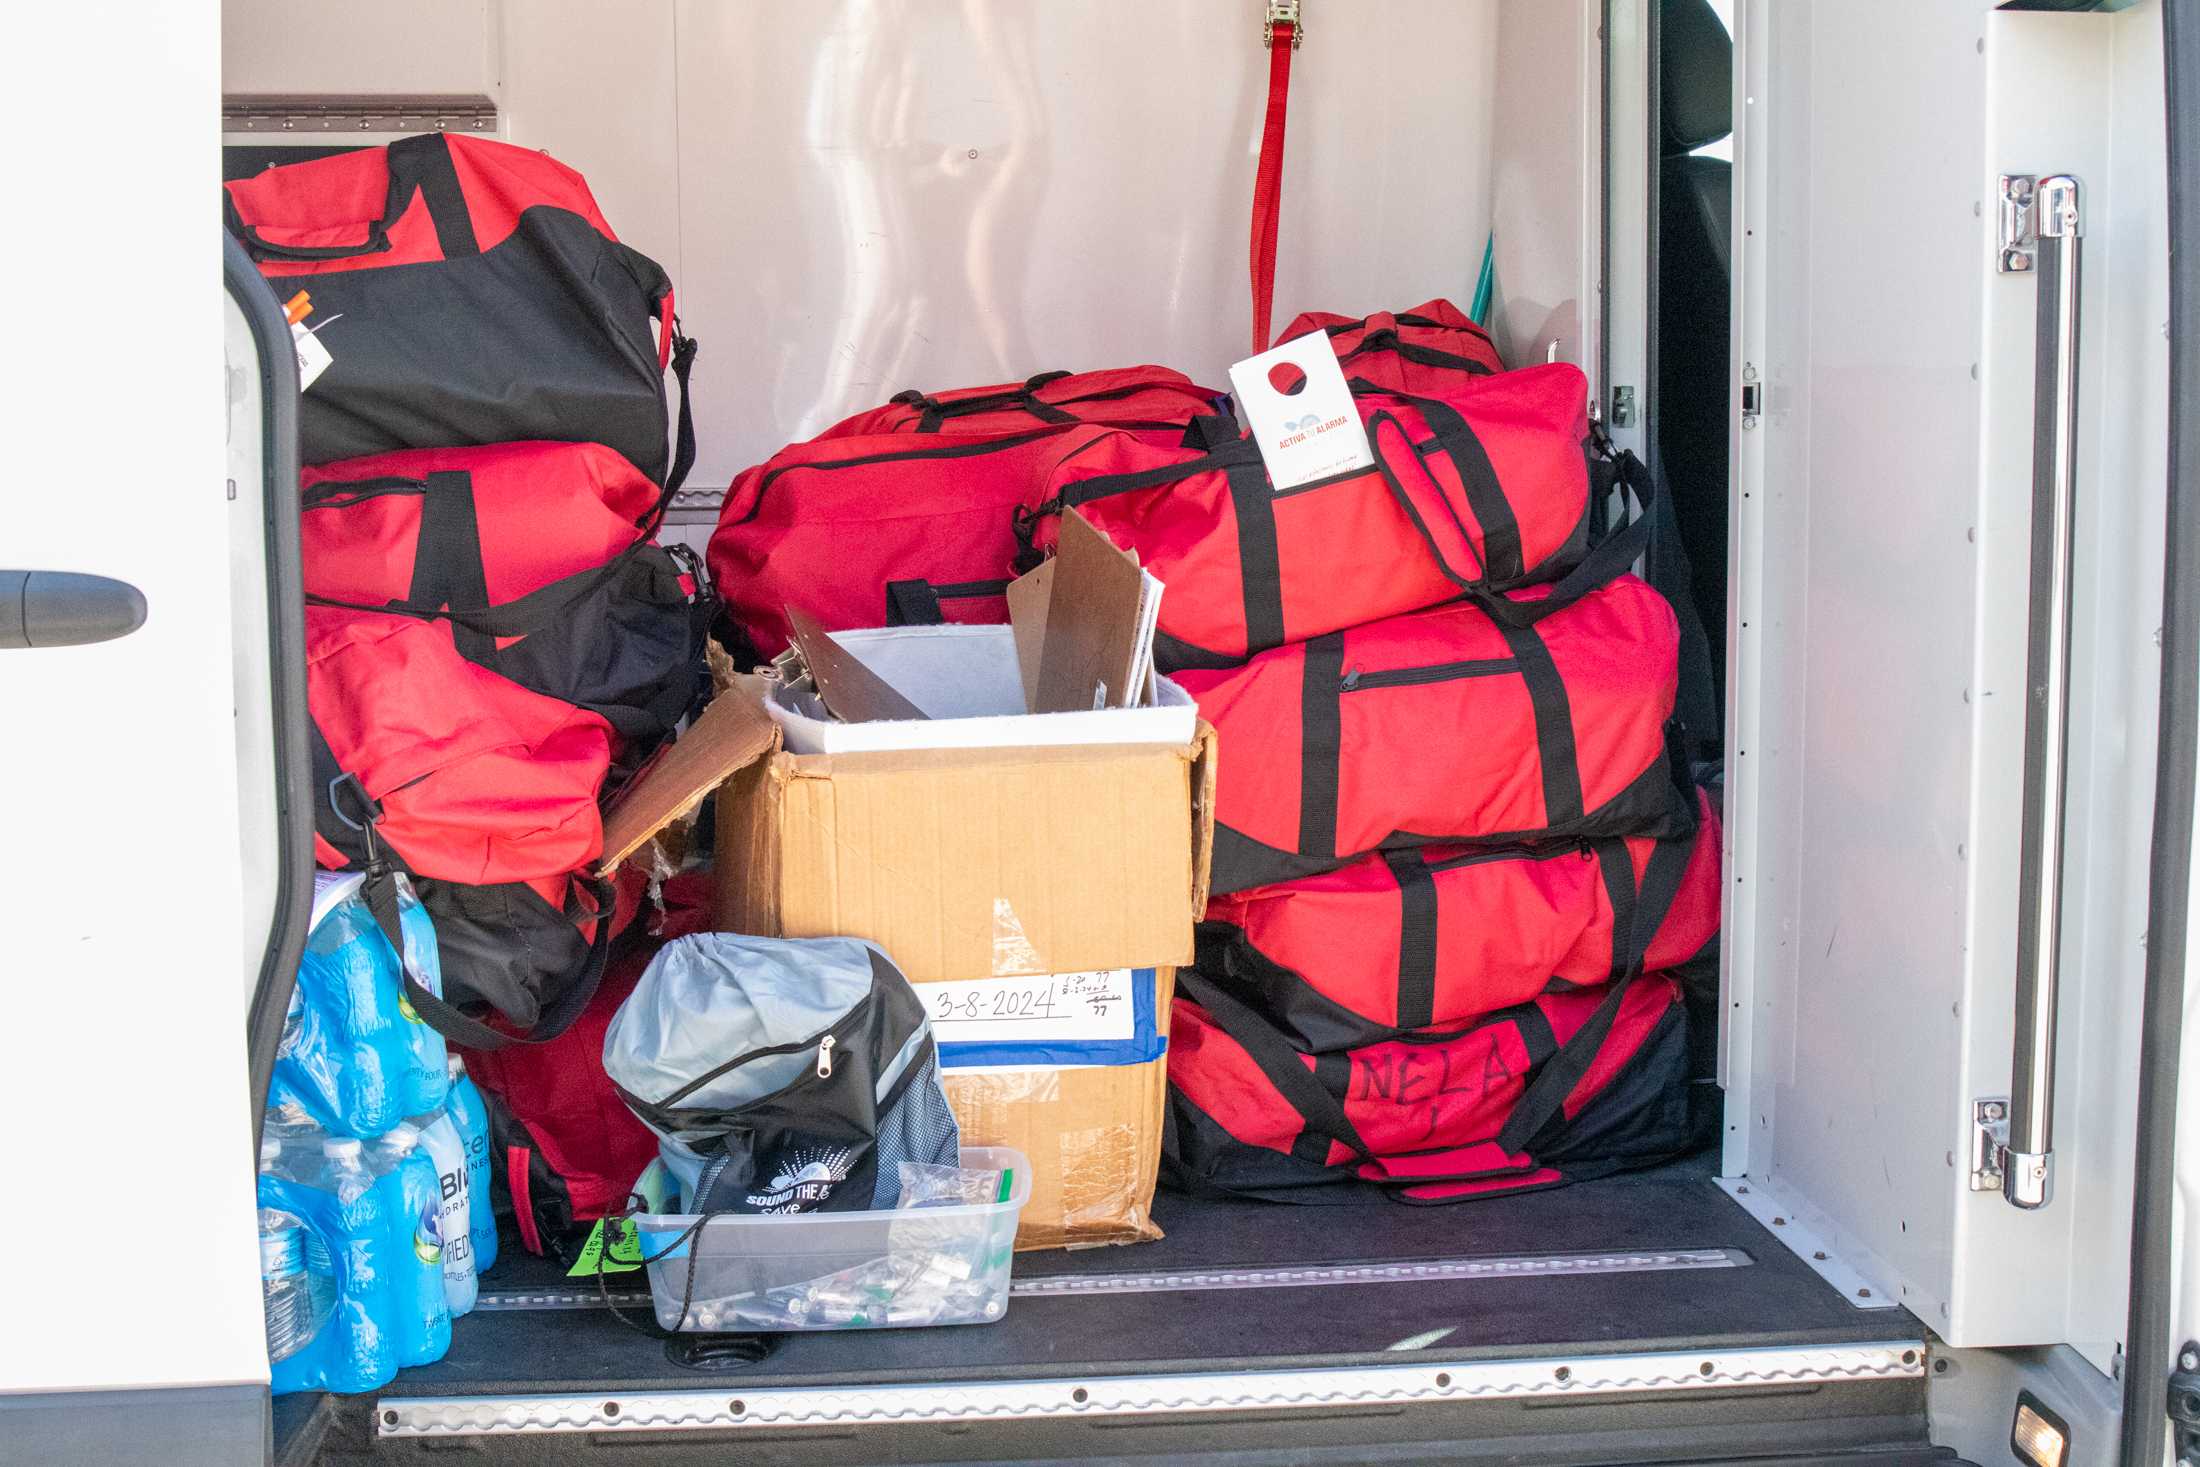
xmin=290 ymin=320 xmax=334 ymax=392
xmin=1227 ymin=332 xmax=1374 ymax=490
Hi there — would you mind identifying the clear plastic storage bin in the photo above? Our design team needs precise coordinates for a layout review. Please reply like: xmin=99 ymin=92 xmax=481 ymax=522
xmin=634 ymin=1147 xmax=1030 ymax=1332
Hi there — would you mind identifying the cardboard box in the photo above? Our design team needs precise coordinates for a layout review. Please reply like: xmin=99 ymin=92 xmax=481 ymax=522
xmin=601 ymin=662 xmax=1214 ymax=1249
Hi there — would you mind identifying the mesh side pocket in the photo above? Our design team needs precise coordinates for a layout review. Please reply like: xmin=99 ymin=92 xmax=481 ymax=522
xmin=871 ymin=1050 xmax=961 ymax=1207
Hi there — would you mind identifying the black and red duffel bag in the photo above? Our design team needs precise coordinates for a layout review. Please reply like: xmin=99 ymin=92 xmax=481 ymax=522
xmin=1177 ymin=573 xmax=1696 ymax=894
xmin=818 ymin=366 xmax=1221 ymax=441
xmin=1199 ymin=789 xmax=1722 ymax=1051
xmin=467 ymin=931 xmax=663 ymax=1258
xmin=1278 ymin=297 xmax=1505 ymax=395
xmin=1021 ymin=363 xmax=1600 ymax=669
xmin=1165 ymin=969 xmax=1698 ymax=1204
xmin=706 ymin=426 xmax=1111 ymax=658
xmin=225 ymin=134 xmax=694 ymax=486
xmin=300 ymin=440 xmax=710 ymax=750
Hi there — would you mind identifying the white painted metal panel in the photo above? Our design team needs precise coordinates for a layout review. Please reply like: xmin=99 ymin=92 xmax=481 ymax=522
xmin=1729 ymin=0 xmax=2168 ymax=1349
xmin=1489 ymin=0 xmax=1600 ymax=385
xmin=665 ymin=0 xmax=1506 ymax=486
xmin=222 ymin=0 xmax=497 ymax=99
xmin=3 ymin=1 xmax=268 ymax=1394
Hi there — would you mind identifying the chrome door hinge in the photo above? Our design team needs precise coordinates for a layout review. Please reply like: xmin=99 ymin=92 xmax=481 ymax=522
xmin=1998 ymin=174 xmax=2038 ymax=273
xmin=1263 ymin=1 xmax=1303 ymax=48
xmin=1968 ymin=1097 xmax=2010 ymax=1191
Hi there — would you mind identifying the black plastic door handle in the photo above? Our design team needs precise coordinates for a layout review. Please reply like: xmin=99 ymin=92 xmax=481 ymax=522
xmin=1 ymin=570 xmax=148 ymax=648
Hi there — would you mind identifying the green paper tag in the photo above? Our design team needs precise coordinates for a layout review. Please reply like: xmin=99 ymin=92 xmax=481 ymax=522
xmin=567 ymin=1218 xmax=644 ymax=1277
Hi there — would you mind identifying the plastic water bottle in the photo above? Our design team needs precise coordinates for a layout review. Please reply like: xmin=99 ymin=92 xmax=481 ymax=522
xmin=275 ymin=876 xmax=412 ymax=1137
xmin=414 ymin=1109 xmax=478 ymax=1317
xmin=367 ymin=1124 xmax=451 ymax=1367
xmin=261 ymin=1137 xmax=396 ymax=1395
xmin=257 ymin=1140 xmax=335 ymax=1367
xmin=392 ymin=888 xmax=451 ymax=1120
xmin=443 ymin=1055 xmax=498 ymax=1275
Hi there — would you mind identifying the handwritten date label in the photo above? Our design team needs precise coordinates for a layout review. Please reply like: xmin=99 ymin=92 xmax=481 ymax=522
xmin=923 ymin=969 xmax=1136 ymax=1045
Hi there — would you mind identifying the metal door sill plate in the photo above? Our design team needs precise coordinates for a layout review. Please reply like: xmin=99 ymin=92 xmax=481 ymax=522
xmin=474 ymin=1245 xmax=1748 ymax=1312
xmin=377 ymin=1341 xmax=1927 ymax=1439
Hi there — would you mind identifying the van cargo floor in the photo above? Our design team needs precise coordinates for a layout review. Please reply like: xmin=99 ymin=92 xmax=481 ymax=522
xmin=311 ymin=1157 xmax=1924 ymax=1403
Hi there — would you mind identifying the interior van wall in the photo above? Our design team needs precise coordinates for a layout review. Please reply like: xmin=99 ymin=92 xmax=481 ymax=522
xmin=220 ymin=1 xmax=1602 ymax=492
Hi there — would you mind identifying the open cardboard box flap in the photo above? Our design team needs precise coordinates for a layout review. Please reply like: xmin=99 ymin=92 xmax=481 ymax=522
xmin=597 ymin=673 xmax=783 ymax=876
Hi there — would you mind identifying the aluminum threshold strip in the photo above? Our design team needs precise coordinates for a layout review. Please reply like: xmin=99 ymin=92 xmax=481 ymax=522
xmin=475 ymin=1245 xmax=1750 ymax=1313
xmin=377 ymin=1340 xmax=1928 ymax=1439
xmin=1012 ymin=1246 xmax=1750 ymax=1297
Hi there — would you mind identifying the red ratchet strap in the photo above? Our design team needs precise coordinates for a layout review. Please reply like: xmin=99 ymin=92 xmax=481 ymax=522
xmin=1250 ymin=6 xmax=1300 ymax=353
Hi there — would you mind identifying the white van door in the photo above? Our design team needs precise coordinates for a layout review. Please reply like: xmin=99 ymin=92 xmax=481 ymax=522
xmin=0 ymin=5 xmax=297 ymax=1461
xmin=1719 ymin=0 xmax=2175 ymax=1365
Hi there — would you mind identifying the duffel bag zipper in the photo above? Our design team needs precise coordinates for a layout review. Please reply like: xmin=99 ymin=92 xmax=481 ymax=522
xmin=300 ymin=475 xmax=430 ymax=509
xmin=1341 ymin=656 xmax=1517 ymax=691
xmin=1422 ymin=838 xmax=1600 ymax=874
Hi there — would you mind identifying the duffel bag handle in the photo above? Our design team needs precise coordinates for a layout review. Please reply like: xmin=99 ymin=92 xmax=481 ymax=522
xmin=225 ymin=135 xmax=479 ymax=265
xmin=1368 ymin=409 xmax=1659 ymax=631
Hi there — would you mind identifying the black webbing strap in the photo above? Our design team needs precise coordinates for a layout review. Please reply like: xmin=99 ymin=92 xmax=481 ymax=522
xmin=1463 ymin=451 xmax=1661 ymax=631
xmin=404 ymin=470 xmax=493 ymax=662
xmin=1493 ymin=831 xmax=1694 ymax=1154
xmin=1176 ymin=968 xmax=1377 ymax=1168
xmin=1385 ymin=848 xmax=1441 ymax=1030
xmin=1493 ymin=618 xmax=1586 ymax=828
xmin=1297 ymin=633 xmax=1346 ymax=864
xmin=885 ymin=578 xmax=1011 ymax=626
xmin=884 ymin=579 xmax=945 ymax=626
xmin=657 ymin=329 xmax=700 ymax=507
xmin=225 ymin=135 xmax=477 ymax=263
xmin=1226 ymin=457 xmax=1287 ymax=656
xmin=362 ymin=861 xmax=617 ymax=1051
xmin=1182 ymin=413 xmax=1245 ymax=452
xmin=400 ymin=135 xmax=480 ymax=258
xmin=893 ymin=371 xmax=1076 ymax=431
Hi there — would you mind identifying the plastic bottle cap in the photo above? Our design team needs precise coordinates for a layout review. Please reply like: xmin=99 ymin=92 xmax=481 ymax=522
xmin=260 ymin=1139 xmax=281 ymax=1167
xmin=321 ymin=1137 xmax=364 ymax=1159
xmin=447 ymin=1053 xmax=467 ymax=1079
xmin=385 ymin=1123 xmax=420 ymax=1151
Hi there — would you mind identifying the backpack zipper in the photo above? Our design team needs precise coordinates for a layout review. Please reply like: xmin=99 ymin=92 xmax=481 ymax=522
xmin=658 ymin=1013 xmax=858 ymax=1108
xmin=1340 ymin=656 xmax=1517 ymax=691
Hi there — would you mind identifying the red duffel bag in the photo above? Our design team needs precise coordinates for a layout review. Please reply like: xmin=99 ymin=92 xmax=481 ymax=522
xmin=467 ymin=931 xmax=663 ymax=1258
xmin=225 ymin=134 xmax=693 ymax=487
xmin=706 ymin=426 xmax=1111 ymax=659
xmin=1165 ymin=969 xmax=1698 ymax=1204
xmin=300 ymin=440 xmax=709 ymax=749
xmin=817 ymin=366 xmax=1221 ymax=440
xmin=306 ymin=605 xmax=612 ymax=886
xmin=1199 ymin=790 xmax=1721 ymax=1050
xmin=1178 ymin=574 xmax=1695 ymax=894
xmin=1022 ymin=363 xmax=1600 ymax=669
xmin=1279 ymin=297 xmax=1505 ymax=394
